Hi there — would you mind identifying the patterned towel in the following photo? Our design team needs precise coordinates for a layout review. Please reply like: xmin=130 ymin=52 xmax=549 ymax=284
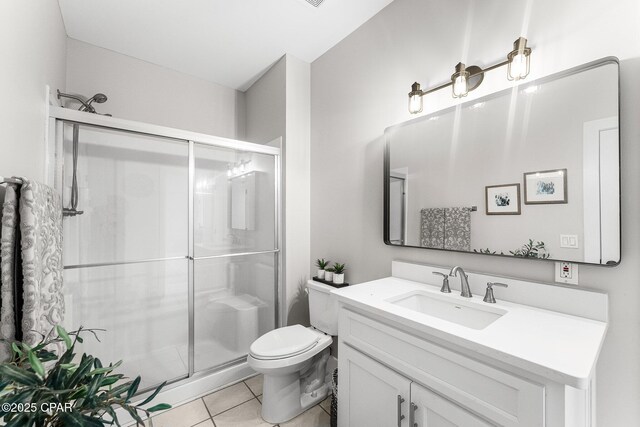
xmin=420 ymin=208 xmax=445 ymax=248
xmin=0 ymin=183 xmax=21 ymax=361
xmin=444 ymin=207 xmax=471 ymax=251
xmin=19 ymin=180 xmax=64 ymax=347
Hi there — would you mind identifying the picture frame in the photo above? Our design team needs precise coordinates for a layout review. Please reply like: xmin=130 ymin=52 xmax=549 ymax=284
xmin=485 ymin=183 xmax=521 ymax=215
xmin=524 ymin=169 xmax=568 ymax=204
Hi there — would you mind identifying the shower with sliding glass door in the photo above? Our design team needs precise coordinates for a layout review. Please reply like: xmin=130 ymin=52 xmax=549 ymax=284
xmin=53 ymin=113 xmax=280 ymax=393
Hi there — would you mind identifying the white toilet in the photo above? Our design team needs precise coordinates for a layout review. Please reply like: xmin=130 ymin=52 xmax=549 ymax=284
xmin=247 ymin=280 xmax=338 ymax=424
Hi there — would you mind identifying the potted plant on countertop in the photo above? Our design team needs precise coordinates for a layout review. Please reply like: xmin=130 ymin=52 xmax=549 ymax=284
xmin=332 ymin=263 xmax=346 ymax=285
xmin=0 ymin=325 xmax=170 ymax=426
xmin=324 ymin=267 xmax=335 ymax=282
xmin=315 ymin=258 xmax=330 ymax=280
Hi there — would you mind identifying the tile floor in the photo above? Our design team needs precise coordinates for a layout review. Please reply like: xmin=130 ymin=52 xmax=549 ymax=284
xmin=148 ymin=375 xmax=332 ymax=427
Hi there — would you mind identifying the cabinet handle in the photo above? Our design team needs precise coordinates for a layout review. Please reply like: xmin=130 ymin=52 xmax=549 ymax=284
xmin=397 ymin=395 xmax=405 ymax=426
xmin=410 ymin=402 xmax=418 ymax=427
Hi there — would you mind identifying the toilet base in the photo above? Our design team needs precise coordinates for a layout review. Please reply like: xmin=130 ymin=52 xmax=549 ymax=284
xmin=260 ymin=349 xmax=331 ymax=424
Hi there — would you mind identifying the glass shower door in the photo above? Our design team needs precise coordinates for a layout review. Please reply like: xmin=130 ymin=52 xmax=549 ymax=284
xmin=61 ymin=123 xmax=190 ymax=390
xmin=193 ymin=143 xmax=278 ymax=372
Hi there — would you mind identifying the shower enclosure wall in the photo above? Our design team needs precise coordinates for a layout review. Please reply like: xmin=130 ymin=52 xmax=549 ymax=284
xmin=48 ymin=107 xmax=281 ymax=394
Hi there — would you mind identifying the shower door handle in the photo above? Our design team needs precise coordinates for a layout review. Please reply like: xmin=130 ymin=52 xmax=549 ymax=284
xmin=397 ymin=395 xmax=405 ymax=426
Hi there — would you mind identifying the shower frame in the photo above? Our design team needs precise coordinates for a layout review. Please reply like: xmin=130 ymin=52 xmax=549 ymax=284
xmin=46 ymin=105 xmax=283 ymax=392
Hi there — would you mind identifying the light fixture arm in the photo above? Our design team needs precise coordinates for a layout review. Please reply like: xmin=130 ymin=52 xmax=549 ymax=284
xmin=476 ymin=59 xmax=510 ymax=74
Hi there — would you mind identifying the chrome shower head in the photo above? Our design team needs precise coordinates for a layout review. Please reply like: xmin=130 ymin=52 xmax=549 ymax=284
xmin=88 ymin=93 xmax=108 ymax=104
xmin=57 ymin=90 xmax=108 ymax=113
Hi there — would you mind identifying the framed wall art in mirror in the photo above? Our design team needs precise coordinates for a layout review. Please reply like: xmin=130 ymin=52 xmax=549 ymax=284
xmin=384 ymin=57 xmax=620 ymax=266
xmin=523 ymin=169 xmax=568 ymax=204
xmin=485 ymin=183 xmax=521 ymax=215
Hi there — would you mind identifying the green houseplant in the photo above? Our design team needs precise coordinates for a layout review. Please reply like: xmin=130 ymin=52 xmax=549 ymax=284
xmin=509 ymin=239 xmax=550 ymax=259
xmin=315 ymin=258 xmax=330 ymax=279
xmin=332 ymin=263 xmax=346 ymax=285
xmin=0 ymin=326 xmax=170 ymax=426
xmin=473 ymin=239 xmax=550 ymax=259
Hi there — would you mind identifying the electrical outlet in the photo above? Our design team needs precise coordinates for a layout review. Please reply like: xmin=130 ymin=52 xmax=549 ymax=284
xmin=560 ymin=262 xmax=571 ymax=278
xmin=555 ymin=262 xmax=579 ymax=285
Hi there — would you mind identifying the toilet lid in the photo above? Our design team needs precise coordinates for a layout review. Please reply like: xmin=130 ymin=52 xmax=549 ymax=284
xmin=250 ymin=325 xmax=320 ymax=359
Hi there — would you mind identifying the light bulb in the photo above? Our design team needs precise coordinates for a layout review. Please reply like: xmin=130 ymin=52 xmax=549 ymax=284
xmin=452 ymin=75 xmax=468 ymax=98
xmin=408 ymin=94 xmax=423 ymax=114
xmin=408 ymin=82 xmax=424 ymax=114
xmin=509 ymin=53 xmax=528 ymax=80
xmin=507 ymin=37 xmax=531 ymax=81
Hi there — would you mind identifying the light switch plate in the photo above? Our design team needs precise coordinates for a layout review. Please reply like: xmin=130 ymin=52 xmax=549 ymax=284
xmin=560 ymin=234 xmax=579 ymax=248
xmin=555 ymin=262 xmax=579 ymax=285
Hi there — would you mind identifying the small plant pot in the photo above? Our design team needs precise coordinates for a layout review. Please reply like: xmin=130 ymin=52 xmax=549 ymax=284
xmin=333 ymin=273 xmax=345 ymax=285
xmin=324 ymin=271 xmax=334 ymax=282
xmin=317 ymin=269 xmax=325 ymax=279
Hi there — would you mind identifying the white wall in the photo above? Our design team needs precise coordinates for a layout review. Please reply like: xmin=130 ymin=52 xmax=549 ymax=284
xmin=0 ymin=1 xmax=67 ymax=182
xmin=245 ymin=55 xmax=311 ymax=327
xmin=310 ymin=0 xmax=640 ymax=424
xmin=66 ymin=39 xmax=245 ymax=139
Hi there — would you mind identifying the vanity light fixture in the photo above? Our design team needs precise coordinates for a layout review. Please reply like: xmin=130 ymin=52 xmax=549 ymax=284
xmin=408 ymin=36 xmax=533 ymax=114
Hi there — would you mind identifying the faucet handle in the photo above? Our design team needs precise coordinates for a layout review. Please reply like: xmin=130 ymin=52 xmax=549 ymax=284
xmin=483 ymin=282 xmax=508 ymax=303
xmin=432 ymin=272 xmax=451 ymax=293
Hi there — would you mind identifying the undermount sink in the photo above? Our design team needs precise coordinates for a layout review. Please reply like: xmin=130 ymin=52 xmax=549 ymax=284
xmin=386 ymin=290 xmax=506 ymax=330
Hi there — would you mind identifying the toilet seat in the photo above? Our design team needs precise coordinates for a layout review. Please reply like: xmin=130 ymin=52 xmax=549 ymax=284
xmin=250 ymin=325 xmax=321 ymax=360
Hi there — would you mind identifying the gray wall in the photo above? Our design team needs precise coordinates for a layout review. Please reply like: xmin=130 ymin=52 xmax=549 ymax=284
xmin=310 ymin=0 xmax=640 ymax=424
xmin=0 ymin=1 xmax=67 ymax=182
xmin=245 ymin=55 xmax=311 ymax=327
xmin=245 ymin=58 xmax=286 ymax=145
xmin=66 ymin=39 xmax=245 ymax=140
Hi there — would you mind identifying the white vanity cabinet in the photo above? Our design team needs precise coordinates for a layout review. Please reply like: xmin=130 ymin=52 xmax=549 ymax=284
xmin=338 ymin=308 xmax=547 ymax=427
xmin=334 ymin=263 xmax=608 ymax=427
xmin=410 ymin=381 xmax=492 ymax=427
xmin=341 ymin=343 xmax=492 ymax=427
xmin=340 ymin=344 xmax=411 ymax=427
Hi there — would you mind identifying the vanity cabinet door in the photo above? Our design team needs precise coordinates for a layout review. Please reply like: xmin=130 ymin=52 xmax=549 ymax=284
xmin=410 ymin=382 xmax=493 ymax=427
xmin=339 ymin=344 xmax=411 ymax=427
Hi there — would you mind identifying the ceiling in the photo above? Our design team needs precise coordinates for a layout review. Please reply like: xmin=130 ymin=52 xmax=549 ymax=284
xmin=58 ymin=0 xmax=395 ymax=91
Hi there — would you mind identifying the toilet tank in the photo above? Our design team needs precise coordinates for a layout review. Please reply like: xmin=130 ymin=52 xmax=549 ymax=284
xmin=307 ymin=280 xmax=338 ymax=335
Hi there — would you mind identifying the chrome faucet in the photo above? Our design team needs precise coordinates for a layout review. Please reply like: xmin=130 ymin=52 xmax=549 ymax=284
xmin=449 ymin=266 xmax=472 ymax=298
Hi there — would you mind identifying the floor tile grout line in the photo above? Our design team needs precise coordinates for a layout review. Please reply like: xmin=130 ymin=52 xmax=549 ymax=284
xmin=244 ymin=380 xmax=258 ymax=398
xmin=210 ymin=396 xmax=259 ymax=419
xmin=202 ymin=397 xmax=213 ymax=418
xmin=243 ymin=377 xmax=261 ymax=399
xmin=199 ymin=396 xmax=217 ymax=427
xmin=151 ymin=398 xmax=210 ymax=427
xmin=320 ymin=404 xmax=331 ymax=416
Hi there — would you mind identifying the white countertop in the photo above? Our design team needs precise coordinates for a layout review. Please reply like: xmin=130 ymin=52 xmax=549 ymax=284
xmin=332 ymin=276 xmax=608 ymax=389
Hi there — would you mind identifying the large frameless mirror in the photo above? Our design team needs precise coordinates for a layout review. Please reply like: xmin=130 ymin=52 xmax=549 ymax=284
xmin=384 ymin=58 xmax=620 ymax=266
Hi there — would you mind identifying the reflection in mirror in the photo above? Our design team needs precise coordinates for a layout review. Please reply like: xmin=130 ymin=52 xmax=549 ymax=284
xmin=194 ymin=145 xmax=276 ymax=257
xmin=384 ymin=58 xmax=620 ymax=266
